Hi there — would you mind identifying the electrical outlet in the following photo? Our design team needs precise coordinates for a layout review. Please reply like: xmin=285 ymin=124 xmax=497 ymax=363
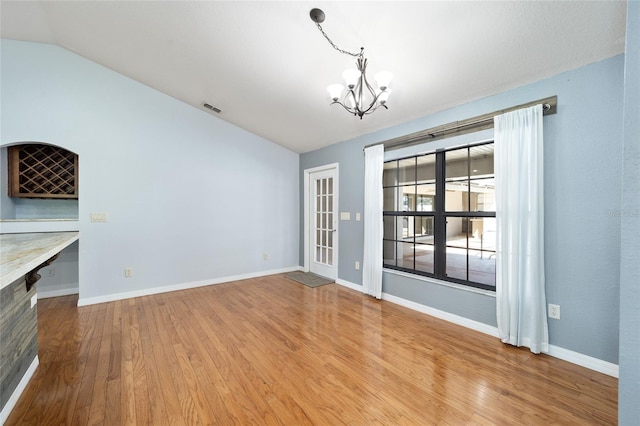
xmin=356 ymin=213 xmax=361 ymax=221
xmin=263 ymin=253 xmax=269 ymax=260
xmin=124 ymin=268 xmax=133 ymax=278
xmin=548 ymin=303 xmax=560 ymax=319
xmin=355 ymin=261 xmax=360 ymax=270
xmin=46 ymin=268 xmax=55 ymax=277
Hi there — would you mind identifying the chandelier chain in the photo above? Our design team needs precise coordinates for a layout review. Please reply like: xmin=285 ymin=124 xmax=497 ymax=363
xmin=310 ymin=8 xmax=391 ymax=119
xmin=314 ymin=22 xmax=363 ymax=58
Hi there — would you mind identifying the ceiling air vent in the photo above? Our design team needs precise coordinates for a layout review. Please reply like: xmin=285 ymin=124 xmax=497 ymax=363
xmin=202 ymin=102 xmax=222 ymax=114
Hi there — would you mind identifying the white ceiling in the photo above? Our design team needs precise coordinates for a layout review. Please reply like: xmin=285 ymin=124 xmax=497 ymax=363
xmin=0 ymin=1 xmax=626 ymax=153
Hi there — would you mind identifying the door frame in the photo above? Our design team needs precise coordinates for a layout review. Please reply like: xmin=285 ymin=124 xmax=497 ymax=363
xmin=303 ymin=163 xmax=339 ymax=278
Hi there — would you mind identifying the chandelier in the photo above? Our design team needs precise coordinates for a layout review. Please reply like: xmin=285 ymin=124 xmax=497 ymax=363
xmin=310 ymin=8 xmax=393 ymax=119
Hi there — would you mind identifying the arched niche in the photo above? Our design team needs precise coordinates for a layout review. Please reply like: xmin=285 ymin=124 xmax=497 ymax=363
xmin=1 ymin=141 xmax=80 ymax=221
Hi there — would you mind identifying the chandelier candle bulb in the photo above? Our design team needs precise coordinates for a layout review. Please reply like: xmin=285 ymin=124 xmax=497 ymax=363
xmin=327 ymin=84 xmax=344 ymax=102
xmin=375 ymin=71 xmax=394 ymax=90
xmin=342 ymin=69 xmax=360 ymax=88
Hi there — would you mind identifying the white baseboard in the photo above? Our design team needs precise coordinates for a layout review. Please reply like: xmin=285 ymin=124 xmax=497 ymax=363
xmin=38 ymin=288 xmax=78 ymax=299
xmin=546 ymin=344 xmax=619 ymax=377
xmin=336 ymin=275 xmax=621 ymax=377
xmin=381 ymin=292 xmax=619 ymax=378
xmin=383 ymin=293 xmax=500 ymax=337
xmin=77 ymin=266 xmax=300 ymax=307
xmin=0 ymin=355 xmax=39 ymax=425
xmin=335 ymin=278 xmax=363 ymax=292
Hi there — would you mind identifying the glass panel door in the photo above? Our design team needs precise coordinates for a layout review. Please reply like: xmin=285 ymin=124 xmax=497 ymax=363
xmin=309 ymin=168 xmax=337 ymax=278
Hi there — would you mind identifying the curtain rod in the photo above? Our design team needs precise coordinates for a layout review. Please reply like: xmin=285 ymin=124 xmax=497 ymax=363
xmin=364 ymin=95 xmax=557 ymax=152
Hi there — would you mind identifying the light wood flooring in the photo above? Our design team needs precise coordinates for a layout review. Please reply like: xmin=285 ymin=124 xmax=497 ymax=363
xmin=6 ymin=274 xmax=617 ymax=425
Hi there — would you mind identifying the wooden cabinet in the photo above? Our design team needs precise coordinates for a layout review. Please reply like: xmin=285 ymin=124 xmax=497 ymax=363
xmin=8 ymin=144 xmax=78 ymax=199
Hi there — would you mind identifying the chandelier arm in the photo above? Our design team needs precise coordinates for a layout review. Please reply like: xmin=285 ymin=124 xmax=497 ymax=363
xmin=351 ymin=89 xmax=388 ymax=117
xmin=331 ymin=99 xmax=359 ymax=116
xmin=363 ymin=74 xmax=378 ymax=100
xmin=359 ymin=71 xmax=380 ymax=115
xmin=343 ymin=87 xmax=367 ymax=118
xmin=332 ymin=92 xmax=389 ymax=119
xmin=346 ymin=59 xmax=382 ymax=117
xmin=363 ymin=103 xmax=389 ymax=115
xmin=345 ymin=88 xmax=361 ymax=114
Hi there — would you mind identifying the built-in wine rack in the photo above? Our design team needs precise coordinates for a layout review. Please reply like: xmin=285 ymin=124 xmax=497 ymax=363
xmin=8 ymin=144 xmax=78 ymax=199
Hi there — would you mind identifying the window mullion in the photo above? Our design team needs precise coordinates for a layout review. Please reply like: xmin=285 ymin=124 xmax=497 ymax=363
xmin=434 ymin=151 xmax=446 ymax=278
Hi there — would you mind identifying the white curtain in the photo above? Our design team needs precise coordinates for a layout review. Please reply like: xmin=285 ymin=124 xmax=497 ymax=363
xmin=363 ymin=144 xmax=384 ymax=299
xmin=494 ymin=104 xmax=549 ymax=354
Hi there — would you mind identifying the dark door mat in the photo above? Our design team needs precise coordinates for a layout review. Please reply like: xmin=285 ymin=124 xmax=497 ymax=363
xmin=285 ymin=271 xmax=334 ymax=288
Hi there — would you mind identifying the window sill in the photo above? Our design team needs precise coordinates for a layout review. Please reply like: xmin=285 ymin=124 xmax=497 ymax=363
xmin=383 ymin=268 xmax=496 ymax=298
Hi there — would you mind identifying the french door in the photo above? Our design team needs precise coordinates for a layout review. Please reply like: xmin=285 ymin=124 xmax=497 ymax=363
xmin=306 ymin=165 xmax=338 ymax=279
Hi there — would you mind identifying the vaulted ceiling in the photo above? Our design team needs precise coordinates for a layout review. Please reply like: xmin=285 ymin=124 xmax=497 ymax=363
xmin=0 ymin=1 xmax=627 ymax=153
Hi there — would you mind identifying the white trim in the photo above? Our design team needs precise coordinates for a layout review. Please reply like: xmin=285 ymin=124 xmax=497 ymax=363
xmin=546 ymin=345 xmax=619 ymax=378
xmin=339 ymin=280 xmax=618 ymax=377
xmin=304 ymin=170 xmax=309 ymax=273
xmin=383 ymin=293 xmax=500 ymax=337
xmin=303 ymin=162 xmax=339 ymax=278
xmin=383 ymin=268 xmax=496 ymax=298
xmin=382 ymin=292 xmax=619 ymax=378
xmin=0 ymin=355 xmax=39 ymax=425
xmin=335 ymin=278 xmax=363 ymax=292
xmin=38 ymin=288 xmax=78 ymax=299
xmin=77 ymin=266 xmax=300 ymax=307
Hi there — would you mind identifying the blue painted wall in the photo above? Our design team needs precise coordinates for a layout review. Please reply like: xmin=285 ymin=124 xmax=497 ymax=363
xmin=618 ymin=1 xmax=640 ymax=423
xmin=1 ymin=40 xmax=300 ymax=302
xmin=301 ymin=54 xmax=625 ymax=364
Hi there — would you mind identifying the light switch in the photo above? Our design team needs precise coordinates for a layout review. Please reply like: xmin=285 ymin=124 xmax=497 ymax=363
xmin=340 ymin=212 xmax=351 ymax=221
xmin=90 ymin=213 xmax=108 ymax=222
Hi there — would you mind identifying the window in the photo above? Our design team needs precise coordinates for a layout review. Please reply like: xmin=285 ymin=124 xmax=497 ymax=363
xmin=383 ymin=142 xmax=496 ymax=290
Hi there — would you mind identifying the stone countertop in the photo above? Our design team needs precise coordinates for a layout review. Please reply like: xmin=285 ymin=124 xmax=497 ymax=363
xmin=0 ymin=232 xmax=79 ymax=290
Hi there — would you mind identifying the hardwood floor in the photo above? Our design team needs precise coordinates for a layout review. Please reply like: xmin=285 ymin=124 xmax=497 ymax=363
xmin=6 ymin=274 xmax=617 ymax=425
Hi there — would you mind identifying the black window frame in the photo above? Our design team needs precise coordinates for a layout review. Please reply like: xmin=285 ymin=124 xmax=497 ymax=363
xmin=383 ymin=141 xmax=496 ymax=291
